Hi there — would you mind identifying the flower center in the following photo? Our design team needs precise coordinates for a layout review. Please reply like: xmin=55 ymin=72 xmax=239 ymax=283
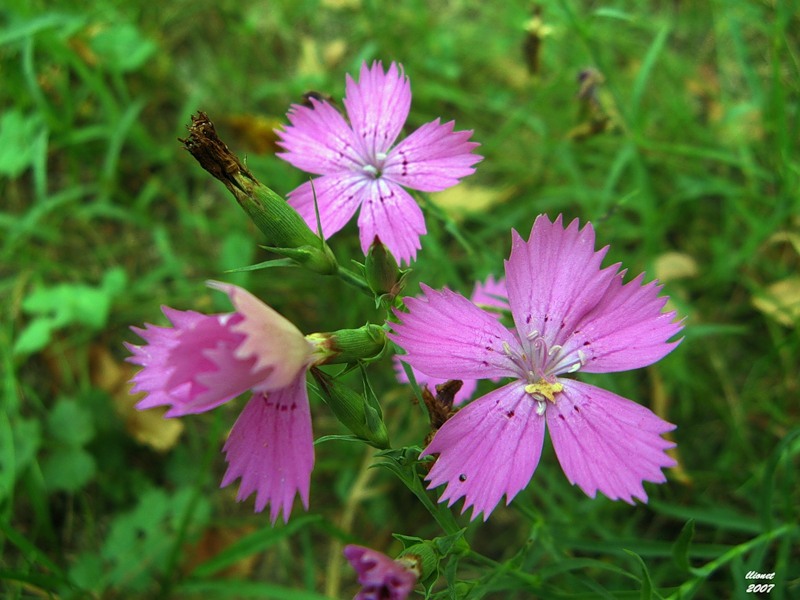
xmin=525 ymin=379 xmax=563 ymax=416
xmin=524 ymin=379 xmax=563 ymax=403
xmin=361 ymin=164 xmax=381 ymax=179
xmin=361 ymin=152 xmax=388 ymax=180
xmin=525 ymin=329 xmax=586 ymax=377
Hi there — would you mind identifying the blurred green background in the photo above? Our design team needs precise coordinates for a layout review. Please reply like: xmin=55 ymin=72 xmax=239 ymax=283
xmin=2 ymin=0 xmax=798 ymax=598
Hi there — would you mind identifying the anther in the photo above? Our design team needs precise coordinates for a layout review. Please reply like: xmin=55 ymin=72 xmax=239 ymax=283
xmin=524 ymin=379 xmax=564 ymax=403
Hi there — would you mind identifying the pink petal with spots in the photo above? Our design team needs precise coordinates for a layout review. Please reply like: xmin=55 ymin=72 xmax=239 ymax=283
xmin=384 ymin=119 xmax=481 ymax=192
xmin=286 ymin=173 xmax=366 ymax=240
xmin=276 ymin=98 xmax=362 ymax=175
xmin=356 ymin=179 xmax=426 ymax=264
xmin=389 ymin=284 xmax=522 ymax=381
xmin=343 ymin=61 xmax=411 ymax=157
xmin=422 ymin=382 xmax=546 ymax=521
xmin=504 ymin=214 xmax=618 ymax=350
xmin=221 ymin=373 xmax=314 ymax=523
xmin=547 ymin=379 xmax=676 ymax=504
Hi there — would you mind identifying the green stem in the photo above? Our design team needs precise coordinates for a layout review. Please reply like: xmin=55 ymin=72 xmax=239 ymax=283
xmin=335 ymin=264 xmax=373 ymax=296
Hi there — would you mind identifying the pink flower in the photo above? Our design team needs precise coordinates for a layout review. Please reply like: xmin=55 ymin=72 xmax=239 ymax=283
xmin=389 ymin=215 xmax=683 ymax=520
xmin=126 ymin=282 xmax=318 ymax=523
xmin=276 ymin=61 xmax=482 ymax=265
xmin=394 ymin=275 xmax=509 ymax=405
xmin=344 ymin=545 xmax=418 ymax=600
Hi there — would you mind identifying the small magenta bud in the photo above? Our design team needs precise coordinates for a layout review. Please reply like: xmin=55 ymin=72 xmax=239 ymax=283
xmin=365 ymin=236 xmax=407 ymax=300
xmin=310 ymin=367 xmax=389 ymax=449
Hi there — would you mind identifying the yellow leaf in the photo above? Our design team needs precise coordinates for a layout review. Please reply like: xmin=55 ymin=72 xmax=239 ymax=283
xmin=297 ymin=36 xmax=323 ymax=78
xmin=322 ymin=0 xmax=361 ymax=8
xmin=752 ymin=277 xmax=800 ymax=328
xmin=654 ymin=252 xmax=698 ymax=282
xmin=428 ymin=184 xmax=515 ymax=220
xmin=91 ymin=345 xmax=184 ymax=452
xmin=223 ymin=114 xmax=282 ymax=155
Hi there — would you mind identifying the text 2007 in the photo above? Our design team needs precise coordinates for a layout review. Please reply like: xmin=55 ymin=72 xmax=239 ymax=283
xmin=746 ymin=584 xmax=774 ymax=593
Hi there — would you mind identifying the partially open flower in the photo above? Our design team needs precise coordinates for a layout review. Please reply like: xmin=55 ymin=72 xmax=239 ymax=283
xmin=126 ymin=282 xmax=317 ymax=523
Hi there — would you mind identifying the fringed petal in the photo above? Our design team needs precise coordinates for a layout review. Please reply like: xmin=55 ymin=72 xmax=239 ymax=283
xmin=547 ymin=379 xmax=676 ymax=503
xmin=221 ymin=374 xmax=314 ymax=523
xmin=422 ymin=382 xmax=546 ymax=520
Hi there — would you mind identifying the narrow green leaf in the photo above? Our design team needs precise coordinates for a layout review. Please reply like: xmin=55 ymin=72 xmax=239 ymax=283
xmin=190 ymin=514 xmax=321 ymax=578
xmin=672 ymin=519 xmax=696 ymax=572
xmin=623 ymin=550 xmax=656 ymax=600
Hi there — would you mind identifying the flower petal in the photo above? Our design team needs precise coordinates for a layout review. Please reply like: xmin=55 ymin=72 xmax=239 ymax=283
xmin=126 ymin=308 xmax=263 ymax=417
xmin=471 ymin=274 xmax=509 ymax=314
xmin=505 ymin=214 xmax=618 ymax=351
xmin=343 ymin=545 xmax=418 ymax=600
xmin=356 ymin=179 xmax=426 ymax=264
xmin=286 ymin=173 xmax=366 ymax=240
xmin=276 ymin=98 xmax=362 ymax=175
xmin=547 ymin=379 xmax=676 ymax=504
xmin=343 ymin=61 xmax=411 ymax=157
xmin=389 ymin=284 xmax=522 ymax=381
xmin=208 ymin=282 xmax=313 ymax=389
xmin=384 ymin=118 xmax=482 ymax=192
xmin=563 ymin=272 xmax=684 ymax=373
xmin=221 ymin=373 xmax=314 ymax=523
xmin=393 ymin=357 xmax=478 ymax=406
xmin=422 ymin=382 xmax=546 ymax=521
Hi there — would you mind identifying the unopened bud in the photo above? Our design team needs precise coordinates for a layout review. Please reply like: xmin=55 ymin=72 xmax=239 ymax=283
xmin=306 ymin=324 xmax=386 ymax=365
xmin=365 ymin=236 xmax=408 ymax=301
xmin=310 ymin=367 xmax=389 ymax=449
xmin=397 ymin=542 xmax=438 ymax=580
xmin=181 ymin=112 xmax=337 ymax=274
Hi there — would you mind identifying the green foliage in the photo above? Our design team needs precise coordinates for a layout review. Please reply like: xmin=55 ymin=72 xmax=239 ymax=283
xmin=2 ymin=0 xmax=799 ymax=598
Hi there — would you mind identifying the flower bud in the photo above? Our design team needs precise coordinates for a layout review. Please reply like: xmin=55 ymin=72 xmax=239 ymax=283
xmin=181 ymin=112 xmax=337 ymax=274
xmin=365 ymin=236 xmax=405 ymax=298
xmin=310 ymin=367 xmax=389 ymax=449
xmin=397 ymin=542 xmax=438 ymax=581
xmin=306 ymin=324 xmax=386 ymax=365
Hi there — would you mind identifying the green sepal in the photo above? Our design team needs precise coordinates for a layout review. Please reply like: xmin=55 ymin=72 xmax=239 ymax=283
xmin=310 ymin=367 xmax=390 ymax=449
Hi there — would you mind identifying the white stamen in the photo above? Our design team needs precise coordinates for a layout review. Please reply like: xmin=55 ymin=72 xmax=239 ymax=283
xmin=535 ymin=400 xmax=546 ymax=416
xmin=375 ymin=152 xmax=388 ymax=161
xmin=362 ymin=164 xmax=379 ymax=176
xmin=502 ymin=341 xmax=512 ymax=356
xmin=548 ymin=344 xmax=563 ymax=356
xmin=526 ymin=329 xmax=540 ymax=340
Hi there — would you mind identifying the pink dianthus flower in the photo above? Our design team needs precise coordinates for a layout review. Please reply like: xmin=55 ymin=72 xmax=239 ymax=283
xmin=390 ymin=215 xmax=683 ymax=520
xmin=126 ymin=282 xmax=318 ymax=523
xmin=276 ymin=61 xmax=482 ymax=265
xmin=344 ymin=545 xmax=418 ymax=600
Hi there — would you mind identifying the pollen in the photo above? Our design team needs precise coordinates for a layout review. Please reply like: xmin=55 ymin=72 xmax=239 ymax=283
xmin=524 ymin=379 xmax=564 ymax=403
